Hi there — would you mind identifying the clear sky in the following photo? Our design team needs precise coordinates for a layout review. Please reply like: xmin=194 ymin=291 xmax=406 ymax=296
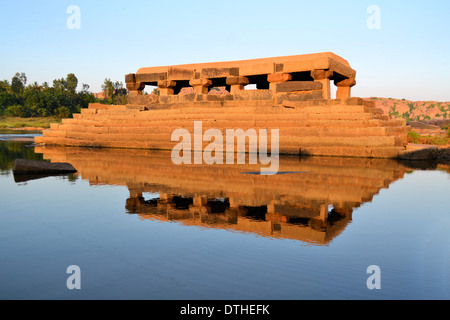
xmin=1 ymin=0 xmax=449 ymax=101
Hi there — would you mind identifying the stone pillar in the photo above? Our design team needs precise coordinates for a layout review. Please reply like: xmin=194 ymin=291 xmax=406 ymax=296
xmin=189 ymin=79 xmax=212 ymax=95
xmin=125 ymin=74 xmax=145 ymax=96
xmin=335 ymin=78 xmax=356 ymax=99
xmin=226 ymin=76 xmax=249 ymax=94
xmin=319 ymin=204 xmax=329 ymax=221
xmin=159 ymin=193 xmax=173 ymax=201
xmin=311 ymin=69 xmax=333 ymax=100
xmin=128 ymin=188 xmax=143 ymax=199
xmin=229 ymin=198 xmax=240 ymax=209
xmin=157 ymin=80 xmax=177 ymax=95
xmin=267 ymin=73 xmax=292 ymax=92
xmin=193 ymin=195 xmax=208 ymax=208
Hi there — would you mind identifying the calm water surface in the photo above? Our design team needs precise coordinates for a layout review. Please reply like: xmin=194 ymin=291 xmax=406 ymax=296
xmin=0 ymin=135 xmax=449 ymax=300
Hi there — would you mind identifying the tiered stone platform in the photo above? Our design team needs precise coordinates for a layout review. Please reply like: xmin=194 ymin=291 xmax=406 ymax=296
xmin=35 ymin=98 xmax=408 ymax=158
xmin=35 ymin=52 xmax=415 ymax=159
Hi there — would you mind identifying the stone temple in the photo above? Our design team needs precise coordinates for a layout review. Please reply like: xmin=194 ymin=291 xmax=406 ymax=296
xmin=35 ymin=52 xmax=432 ymax=159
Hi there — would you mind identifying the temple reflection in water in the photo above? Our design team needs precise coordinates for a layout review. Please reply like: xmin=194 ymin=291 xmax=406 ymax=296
xmin=35 ymin=146 xmax=415 ymax=245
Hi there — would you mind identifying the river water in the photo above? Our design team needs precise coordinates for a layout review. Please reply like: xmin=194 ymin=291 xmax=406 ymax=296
xmin=0 ymin=134 xmax=449 ymax=300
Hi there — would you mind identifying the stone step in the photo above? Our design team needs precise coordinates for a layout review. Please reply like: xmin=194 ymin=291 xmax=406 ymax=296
xmin=59 ymin=130 xmax=399 ymax=148
xmin=42 ymin=130 xmax=67 ymax=138
xmin=44 ymin=124 xmax=407 ymax=146
xmin=127 ymin=105 xmax=379 ymax=115
xmin=55 ymin=124 xmax=110 ymax=134
xmin=62 ymin=118 xmax=101 ymax=125
xmin=38 ymin=134 xmax=404 ymax=161
xmin=55 ymin=122 xmax=404 ymax=136
xmin=77 ymin=111 xmax=378 ymax=122
xmin=88 ymin=103 xmax=127 ymax=110
xmin=57 ymin=118 xmax=405 ymax=129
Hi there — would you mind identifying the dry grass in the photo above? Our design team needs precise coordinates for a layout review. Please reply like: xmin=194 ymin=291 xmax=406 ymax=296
xmin=0 ymin=117 xmax=61 ymax=129
xmin=408 ymin=131 xmax=450 ymax=146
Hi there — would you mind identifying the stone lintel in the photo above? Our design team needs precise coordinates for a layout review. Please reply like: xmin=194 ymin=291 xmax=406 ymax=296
xmin=275 ymin=81 xmax=323 ymax=93
xmin=136 ymin=73 xmax=168 ymax=84
xmin=335 ymin=78 xmax=357 ymax=88
xmin=226 ymin=76 xmax=249 ymax=86
xmin=267 ymin=73 xmax=292 ymax=83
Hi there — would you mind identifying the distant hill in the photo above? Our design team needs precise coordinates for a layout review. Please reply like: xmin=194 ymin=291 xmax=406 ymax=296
xmin=364 ymin=97 xmax=450 ymax=125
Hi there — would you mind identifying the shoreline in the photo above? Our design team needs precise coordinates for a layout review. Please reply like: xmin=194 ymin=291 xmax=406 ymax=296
xmin=9 ymin=127 xmax=45 ymax=132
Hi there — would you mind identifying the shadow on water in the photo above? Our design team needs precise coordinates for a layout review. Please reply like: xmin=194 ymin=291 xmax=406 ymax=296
xmin=26 ymin=145 xmax=446 ymax=246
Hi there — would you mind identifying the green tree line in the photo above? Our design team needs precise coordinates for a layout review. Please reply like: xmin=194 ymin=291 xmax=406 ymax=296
xmin=0 ymin=72 xmax=127 ymax=118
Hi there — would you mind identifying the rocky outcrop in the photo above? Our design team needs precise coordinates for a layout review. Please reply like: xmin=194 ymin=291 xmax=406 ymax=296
xmin=13 ymin=159 xmax=77 ymax=175
xmin=364 ymin=98 xmax=450 ymax=123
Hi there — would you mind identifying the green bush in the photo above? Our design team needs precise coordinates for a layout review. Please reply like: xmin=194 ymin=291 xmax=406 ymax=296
xmin=29 ymin=105 xmax=50 ymax=117
xmin=5 ymin=105 xmax=29 ymax=117
xmin=55 ymin=106 xmax=71 ymax=119
xmin=407 ymin=131 xmax=421 ymax=144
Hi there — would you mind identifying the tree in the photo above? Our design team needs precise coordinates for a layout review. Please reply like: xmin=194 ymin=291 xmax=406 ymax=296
xmin=0 ymin=80 xmax=10 ymax=93
xmin=81 ymin=83 xmax=90 ymax=93
xmin=101 ymin=78 xmax=127 ymax=104
xmin=101 ymin=78 xmax=115 ymax=102
xmin=66 ymin=73 xmax=78 ymax=95
xmin=53 ymin=77 xmax=67 ymax=93
xmin=78 ymin=83 xmax=96 ymax=109
xmin=0 ymin=81 xmax=13 ymax=112
xmin=65 ymin=73 xmax=79 ymax=108
xmin=11 ymin=72 xmax=27 ymax=94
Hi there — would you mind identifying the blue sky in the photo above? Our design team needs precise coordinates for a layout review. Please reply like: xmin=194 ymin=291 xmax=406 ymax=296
xmin=1 ymin=0 xmax=449 ymax=101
